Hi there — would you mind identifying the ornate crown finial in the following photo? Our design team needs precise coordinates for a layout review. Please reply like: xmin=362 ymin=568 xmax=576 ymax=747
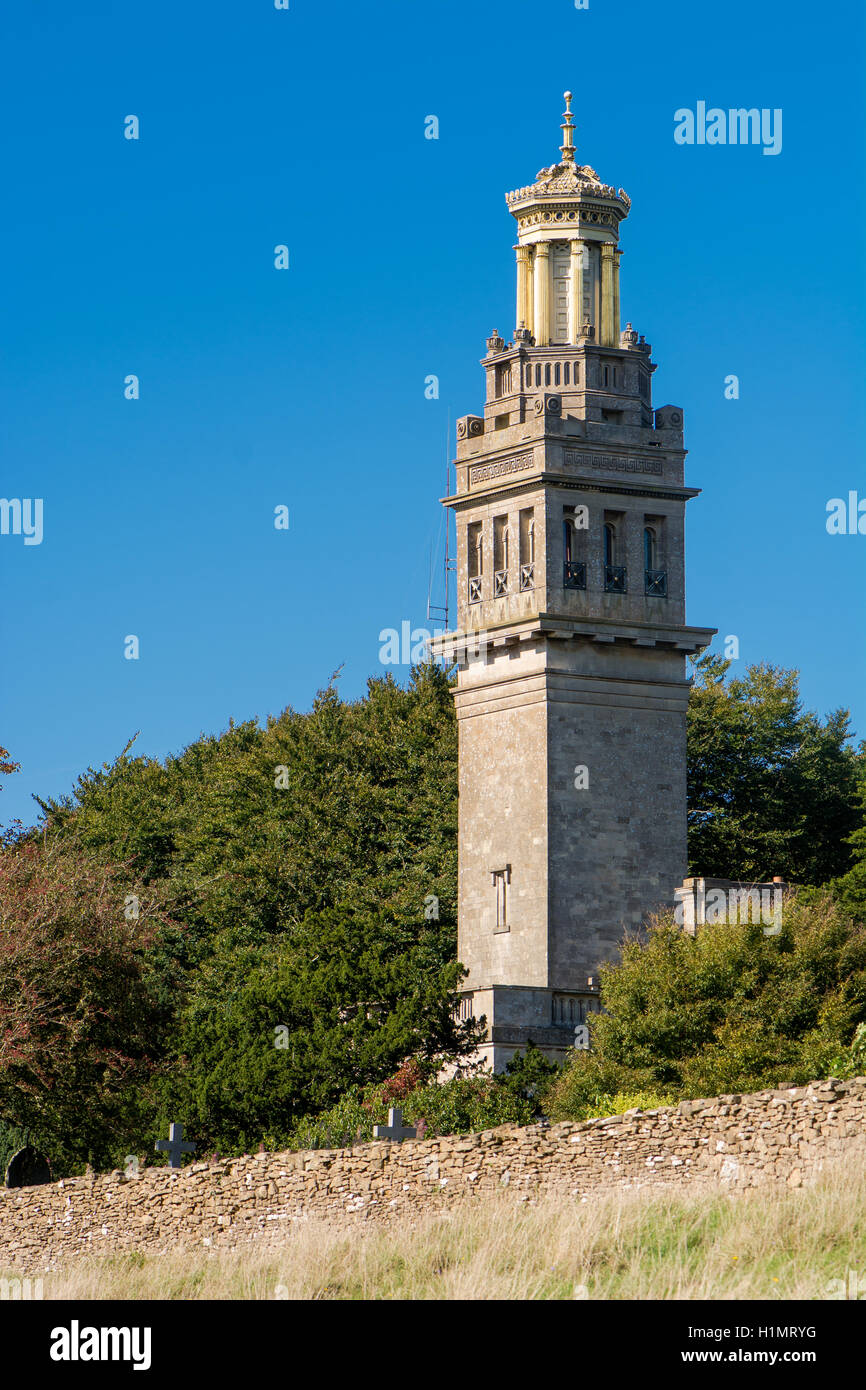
xmin=560 ymin=91 xmax=575 ymax=165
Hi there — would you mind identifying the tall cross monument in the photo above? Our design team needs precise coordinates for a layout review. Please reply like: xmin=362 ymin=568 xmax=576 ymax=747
xmin=434 ymin=95 xmax=715 ymax=1071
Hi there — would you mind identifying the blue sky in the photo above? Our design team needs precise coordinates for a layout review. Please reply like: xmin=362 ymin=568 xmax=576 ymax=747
xmin=2 ymin=0 xmax=865 ymax=828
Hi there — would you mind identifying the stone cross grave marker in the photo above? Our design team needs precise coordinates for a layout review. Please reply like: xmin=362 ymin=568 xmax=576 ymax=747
xmin=155 ymin=1122 xmax=197 ymax=1169
xmin=373 ymin=1107 xmax=417 ymax=1142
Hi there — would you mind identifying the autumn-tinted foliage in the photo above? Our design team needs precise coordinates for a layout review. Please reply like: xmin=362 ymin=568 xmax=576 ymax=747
xmin=0 ymin=838 xmax=171 ymax=1169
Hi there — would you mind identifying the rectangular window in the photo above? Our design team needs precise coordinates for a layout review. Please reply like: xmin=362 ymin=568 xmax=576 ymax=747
xmin=493 ymin=515 xmax=510 ymax=571
xmin=467 ymin=520 xmax=483 ymax=602
xmin=563 ymin=503 xmax=586 ymax=590
xmin=644 ymin=514 xmax=667 ymax=597
xmin=468 ymin=521 xmax=483 ymax=578
xmin=493 ymin=515 xmax=510 ymax=597
xmin=519 ymin=508 xmax=535 ymax=591
xmin=603 ymin=510 xmax=627 ymax=593
xmin=491 ymin=866 xmax=511 ymax=932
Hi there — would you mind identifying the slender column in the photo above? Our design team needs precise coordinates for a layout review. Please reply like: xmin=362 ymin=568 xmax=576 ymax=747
xmin=533 ymin=242 xmax=550 ymax=346
xmin=514 ymin=245 xmax=533 ymax=336
xmin=600 ymin=242 xmax=615 ymax=347
xmin=613 ymin=248 xmax=622 ymax=346
xmin=569 ymin=240 xmax=584 ymax=343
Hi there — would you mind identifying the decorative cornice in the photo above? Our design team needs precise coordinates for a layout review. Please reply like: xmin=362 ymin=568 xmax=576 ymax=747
xmin=506 ymin=166 xmax=630 ymax=214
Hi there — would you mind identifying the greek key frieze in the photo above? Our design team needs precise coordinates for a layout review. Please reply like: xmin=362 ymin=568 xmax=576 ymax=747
xmin=563 ymin=451 xmax=663 ymax=477
xmin=470 ymin=453 xmax=535 ymax=485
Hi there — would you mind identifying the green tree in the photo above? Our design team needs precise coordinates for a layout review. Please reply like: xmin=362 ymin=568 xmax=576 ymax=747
xmin=687 ymin=655 xmax=862 ymax=883
xmin=157 ymin=902 xmax=483 ymax=1155
xmin=829 ymin=761 xmax=866 ymax=925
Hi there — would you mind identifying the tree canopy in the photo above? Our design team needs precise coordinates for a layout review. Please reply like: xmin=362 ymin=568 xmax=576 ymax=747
xmin=686 ymin=655 xmax=862 ymax=884
xmin=0 ymin=656 xmax=863 ymax=1170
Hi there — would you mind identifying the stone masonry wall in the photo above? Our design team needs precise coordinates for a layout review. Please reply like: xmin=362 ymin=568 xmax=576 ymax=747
xmin=2 ymin=1077 xmax=864 ymax=1274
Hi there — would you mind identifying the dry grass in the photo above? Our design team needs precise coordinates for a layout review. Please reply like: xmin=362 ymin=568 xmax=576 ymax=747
xmin=12 ymin=1160 xmax=866 ymax=1300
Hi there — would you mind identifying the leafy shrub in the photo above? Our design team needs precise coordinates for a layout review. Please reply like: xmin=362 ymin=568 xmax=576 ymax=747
xmin=545 ymin=891 xmax=866 ymax=1120
xmin=0 ymin=1119 xmax=28 ymax=1178
xmin=287 ymin=1049 xmax=560 ymax=1150
xmin=829 ymin=1022 xmax=866 ymax=1080
xmin=547 ymin=1088 xmax=673 ymax=1124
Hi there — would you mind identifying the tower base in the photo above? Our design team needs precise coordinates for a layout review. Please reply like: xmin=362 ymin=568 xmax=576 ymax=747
xmin=457 ymin=984 xmax=600 ymax=1073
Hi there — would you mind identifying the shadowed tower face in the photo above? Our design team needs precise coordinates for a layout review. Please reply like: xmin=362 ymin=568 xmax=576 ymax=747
xmin=435 ymin=95 xmax=715 ymax=1071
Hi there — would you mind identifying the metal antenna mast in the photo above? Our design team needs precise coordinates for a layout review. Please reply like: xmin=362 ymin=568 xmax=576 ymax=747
xmin=426 ymin=413 xmax=455 ymax=634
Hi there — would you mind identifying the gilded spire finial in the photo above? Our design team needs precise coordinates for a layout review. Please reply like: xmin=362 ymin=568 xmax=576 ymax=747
xmin=559 ymin=90 xmax=575 ymax=165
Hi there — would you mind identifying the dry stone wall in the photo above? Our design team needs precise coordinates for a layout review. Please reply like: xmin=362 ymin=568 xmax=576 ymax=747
xmin=2 ymin=1077 xmax=864 ymax=1274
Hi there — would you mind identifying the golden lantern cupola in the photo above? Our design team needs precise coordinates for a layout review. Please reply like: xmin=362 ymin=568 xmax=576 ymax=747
xmin=506 ymin=93 xmax=631 ymax=348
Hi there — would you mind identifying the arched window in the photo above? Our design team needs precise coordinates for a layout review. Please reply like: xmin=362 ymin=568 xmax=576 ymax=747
xmin=644 ymin=526 xmax=656 ymax=570
xmin=563 ymin=513 xmax=586 ymax=590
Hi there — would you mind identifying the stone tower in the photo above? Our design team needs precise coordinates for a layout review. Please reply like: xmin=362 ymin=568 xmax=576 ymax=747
xmin=434 ymin=95 xmax=715 ymax=1071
